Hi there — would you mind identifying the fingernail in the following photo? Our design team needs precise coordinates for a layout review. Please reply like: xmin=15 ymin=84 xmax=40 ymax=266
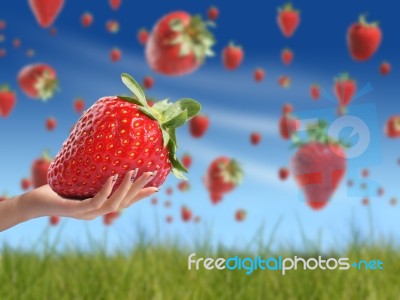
xmin=112 ymin=174 xmax=118 ymax=184
xmin=151 ymin=171 xmax=158 ymax=177
xmin=131 ymin=168 xmax=139 ymax=182
xmin=145 ymin=171 xmax=157 ymax=184
xmin=155 ymin=189 xmax=159 ymax=192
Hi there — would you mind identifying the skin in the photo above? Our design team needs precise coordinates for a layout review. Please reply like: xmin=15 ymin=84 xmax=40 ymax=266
xmin=0 ymin=171 xmax=157 ymax=232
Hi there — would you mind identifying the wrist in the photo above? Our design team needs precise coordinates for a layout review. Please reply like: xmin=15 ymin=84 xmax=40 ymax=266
xmin=16 ymin=191 xmax=41 ymax=221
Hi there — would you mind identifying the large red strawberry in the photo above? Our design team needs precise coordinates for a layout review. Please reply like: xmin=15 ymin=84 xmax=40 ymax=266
xmin=47 ymin=73 xmax=200 ymax=199
xmin=291 ymin=122 xmax=346 ymax=210
xmin=204 ymin=157 xmax=243 ymax=204
xmin=109 ymin=0 xmax=121 ymax=10
xmin=385 ymin=116 xmax=400 ymax=138
xmin=18 ymin=64 xmax=58 ymax=101
xmin=0 ymin=85 xmax=16 ymax=118
xmin=222 ymin=43 xmax=244 ymax=70
xmin=277 ymin=3 xmax=300 ymax=38
xmin=347 ymin=15 xmax=382 ymax=61
xmin=189 ymin=114 xmax=209 ymax=138
xmin=333 ymin=73 xmax=356 ymax=115
xmin=32 ymin=152 xmax=52 ymax=188
xmin=29 ymin=0 xmax=64 ymax=28
xmin=145 ymin=11 xmax=215 ymax=76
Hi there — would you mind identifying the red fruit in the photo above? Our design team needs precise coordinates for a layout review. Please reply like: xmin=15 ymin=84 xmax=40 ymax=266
xmin=138 ymin=28 xmax=149 ymax=45
xmin=0 ymin=85 xmax=16 ymax=118
xmin=310 ymin=84 xmax=320 ymax=100
xmin=380 ymin=61 xmax=391 ymax=76
xmin=362 ymin=198 xmax=369 ymax=206
xmin=29 ymin=0 xmax=64 ymax=28
xmin=145 ymin=11 xmax=215 ymax=76
xmin=235 ymin=209 xmax=246 ymax=222
xmin=47 ymin=73 xmax=200 ymax=199
xmin=109 ymin=0 xmax=121 ymax=10
xmin=250 ymin=132 xmax=261 ymax=145
xmin=347 ymin=179 xmax=354 ymax=187
xmin=49 ymin=216 xmax=60 ymax=226
xmin=74 ymin=98 xmax=85 ymax=113
xmin=110 ymin=48 xmax=121 ymax=62
xmin=164 ymin=200 xmax=171 ymax=208
xmin=189 ymin=115 xmax=209 ymax=138
xmin=26 ymin=49 xmax=35 ymax=57
xmin=181 ymin=153 xmax=192 ymax=169
xmin=0 ymin=20 xmax=5 ymax=30
xmin=279 ymin=168 xmax=289 ymax=180
xmin=181 ymin=206 xmax=192 ymax=222
xmin=143 ymin=76 xmax=154 ymax=89
xmin=279 ymin=115 xmax=299 ymax=140
xmin=385 ymin=116 xmax=400 ymax=138
xmin=204 ymin=157 xmax=243 ymax=204
xmin=207 ymin=6 xmax=219 ymax=21
xmin=194 ymin=216 xmax=201 ymax=223
xmin=106 ymin=20 xmax=120 ymax=33
xmin=390 ymin=198 xmax=397 ymax=206
xmin=278 ymin=75 xmax=291 ymax=88
xmin=222 ymin=43 xmax=244 ymax=70
xmin=277 ymin=3 xmax=300 ymax=38
xmin=333 ymin=73 xmax=356 ymax=114
xmin=81 ymin=12 xmax=93 ymax=27
xmin=103 ymin=211 xmax=120 ymax=225
xmin=177 ymin=181 xmax=190 ymax=192
xmin=32 ymin=152 xmax=52 ymax=188
xmin=13 ymin=38 xmax=21 ymax=48
xmin=282 ymin=103 xmax=294 ymax=115
xmin=281 ymin=48 xmax=293 ymax=65
xmin=46 ymin=117 xmax=57 ymax=131
xmin=361 ymin=169 xmax=369 ymax=178
xmin=21 ymin=178 xmax=32 ymax=191
xmin=360 ymin=182 xmax=367 ymax=190
xmin=347 ymin=15 xmax=382 ymax=61
xmin=166 ymin=216 xmax=173 ymax=223
xmin=166 ymin=187 xmax=173 ymax=196
xmin=17 ymin=64 xmax=58 ymax=101
xmin=377 ymin=187 xmax=384 ymax=197
xmin=253 ymin=68 xmax=265 ymax=82
xmin=0 ymin=49 xmax=6 ymax=58
xmin=49 ymin=27 xmax=57 ymax=36
xmin=150 ymin=197 xmax=157 ymax=205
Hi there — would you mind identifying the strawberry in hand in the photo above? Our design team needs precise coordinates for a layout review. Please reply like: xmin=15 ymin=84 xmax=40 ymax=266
xmin=333 ymin=73 xmax=357 ymax=115
xmin=47 ymin=73 xmax=200 ymax=199
xmin=277 ymin=3 xmax=300 ymax=38
xmin=29 ymin=0 xmax=64 ymax=28
xmin=0 ymin=85 xmax=16 ymax=118
xmin=145 ymin=11 xmax=215 ymax=76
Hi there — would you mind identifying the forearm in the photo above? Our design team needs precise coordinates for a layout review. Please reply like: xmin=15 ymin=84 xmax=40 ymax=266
xmin=0 ymin=193 xmax=33 ymax=232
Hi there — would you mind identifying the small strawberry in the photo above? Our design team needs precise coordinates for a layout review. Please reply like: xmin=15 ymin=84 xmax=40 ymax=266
xmin=29 ymin=0 xmax=64 ymax=28
xmin=32 ymin=152 xmax=52 ymax=188
xmin=150 ymin=197 xmax=157 ymax=205
xmin=146 ymin=11 xmax=215 ymax=76
xmin=46 ymin=117 xmax=57 ymax=131
xmin=377 ymin=187 xmax=384 ymax=197
xmin=106 ymin=20 xmax=119 ymax=33
xmin=110 ymin=48 xmax=121 ymax=62
xmin=361 ymin=168 xmax=369 ymax=178
xmin=49 ymin=27 xmax=57 ymax=36
xmin=21 ymin=178 xmax=32 ymax=191
xmin=235 ymin=209 xmax=246 ymax=222
xmin=333 ymin=73 xmax=356 ymax=115
xmin=74 ymin=98 xmax=85 ymax=113
xmin=310 ymin=84 xmax=320 ymax=100
xmin=277 ymin=3 xmax=300 ymax=38
xmin=26 ymin=49 xmax=35 ymax=57
xmin=181 ymin=206 xmax=192 ymax=222
xmin=166 ymin=215 xmax=173 ymax=223
xmin=278 ymin=75 xmax=291 ymax=88
xmin=177 ymin=181 xmax=190 ymax=192
xmin=250 ymin=132 xmax=261 ymax=145
xmin=0 ymin=85 xmax=16 ymax=118
xmin=347 ymin=179 xmax=354 ymax=187
xmin=109 ymin=0 xmax=121 ymax=10
xmin=362 ymin=198 xmax=369 ymax=206
xmin=138 ymin=28 xmax=149 ymax=45
xmin=0 ymin=20 xmax=5 ymax=30
xmin=253 ymin=68 xmax=265 ymax=82
xmin=281 ymin=48 xmax=293 ymax=65
xmin=49 ymin=215 xmax=60 ymax=226
xmin=81 ymin=12 xmax=93 ymax=27
xmin=204 ymin=157 xmax=243 ymax=204
xmin=0 ymin=49 xmax=6 ymax=58
xmin=13 ymin=38 xmax=21 ymax=48
xmin=166 ymin=187 xmax=173 ymax=196
xmin=385 ymin=116 xmax=400 ymax=138
xmin=143 ymin=76 xmax=154 ymax=89
xmin=279 ymin=168 xmax=289 ymax=180
xmin=181 ymin=153 xmax=192 ymax=169
xmin=17 ymin=64 xmax=58 ymax=101
xmin=279 ymin=115 xmax=299 ymax=140
xmin=207 ymin=6 xmax=219 ymax=21
xmin=282 ymin=103 xmax=294 ymax=115
xmin=189 ymin=115 xmax=209 ymax=138
xmin=347 ymin=15 xmax=382 ymax=61
xmin=48 ymin=73 xmax=200 ymax=199
xmin=222 ymin=43 xmax=244 ymax=70
xmin=164 ymin=200 xmax=171 ymax=208
xmin=380 ymin=61 xmax=391 ymax=76
xmin=390 ymin=197 xmax=397 ymax=206
xmin=194 ymin=216 xmax=201 ymax=223
xmin=292 ymin=122 xmax=346 ymax=210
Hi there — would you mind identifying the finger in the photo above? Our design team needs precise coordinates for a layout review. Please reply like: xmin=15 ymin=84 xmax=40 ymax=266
xmin=120 ymin=171 xmax=156 ymax=208
xmin=121 ymin=187 xmax=158 ymax=209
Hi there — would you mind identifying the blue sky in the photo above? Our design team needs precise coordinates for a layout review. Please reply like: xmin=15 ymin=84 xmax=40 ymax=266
xmin=1 ymin=0 xmax=400 ymax=252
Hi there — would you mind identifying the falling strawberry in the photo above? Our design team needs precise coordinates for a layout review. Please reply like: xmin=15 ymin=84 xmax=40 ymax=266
xmin=292 ymin=122 xmax=346 ymax=210
xmin=145 ymin=11 xmax=215 ymax=76
xmin=26 ymin=49 xmax=35 ymax=57
xmin=49 ymin=216 xmax=60 ymax=226
xmin=390 ymin=197 xmax=397 ymax=206
xmin=279 ymin=168 xmax=289 ymax=181
xmin=47 ymin=73 xmax=200 ymax=199
xmin=17 ymin=64 xmax=58 ymax=101
xmin=189 ymin=114 xmax=209 ymax=138
xmin=347 ymin=15 xmax=382 ymax=61
xmin=109 ymin=0 xmax=121 ymax=10
xmin=81 ymin=12 xmax=93 ymax=27
xmin=181 ymin=153 xmax=192 ymax=169
xmin=250 ymin=132 xmax=261 ymax=145
xmin=49 ymin=27 xmax=57 ymax=36
xmin=277 ymin=3 xmax=300 ymax=38
xmin=281 ymin=48 xmax=293 ymax=65
xmin=380 ymin=61 xmax=391 ymax=76
xmin=377 ymin=187 xmax=384 ymax=197
xmin=32 ymin=152 xmax=52 ymax=188
xmin=333 ymin=73 xmax=356 ymax=115
xmin=385 ymin=116 xmax=400 ymax=138
xmin=0 ymin=49 xmax=6 ymax=58
xmin=253 ymin=68 xmax=265 ymax=82
xmin=362 ymin=198 xmax=369 ymax=206
xmin=181 ymin=206 xmax=192 ymax=222
xmin=194 ymin=216 xmax=201 ymax=223
xmin=177 ymin=181 xmax=190 ymax=192
xmin=110 ymin=48 xmax=121 ymax=62
xmin=235 ymin=209 xmax=246 ymax=222
xmin=222 ymin=43 xmax=243 ymax=70
xmin=279 ymin=113 xmax=299 ymax=140
xmin=282 ymin=103 xmax=294 ymax=115
xmin=0 ymin=85 xmax=16 ymax=118
xmin=106 ymin=20 xmax=119 ymax=33
xmin=164 ymin=200 xmax=171 ymax=208
xmin=138 ymin=28 xmax=149 ymax=45
xmin=310 ymin=84 xmax=320 ymax=100
xmin=166 ymin=187 xmax=173 ymax=196
xmin=21 ymin=178 xmax=32 ymax=191
xmin=278 ymin=75 xmax=291 ymax=88
xmin=74 ymin=98 xmax=85 ymax=113
xmin=166 ymin=216 xmax=173 ymax=223
xmin=46 ymin=117 xmax=57 ymax=131
xmin=29 ymin=0 xmax=64 ymax=28
xmin=150 ymin=197 xmax=158 ymax=205
xmin=361 ymin=168 xmax=369 ymax=178
xmin=13 ymin=38 xmax=21 ymax=48
xmin=207 ymin=6 xmax=219 ymax=21
xmin=143 ymin=76 xmax=154 ymax=89
xmin=204 ymin=157 xmax=243 ymax=204
xmin=0 ymin=20 xmax=5 ymax=30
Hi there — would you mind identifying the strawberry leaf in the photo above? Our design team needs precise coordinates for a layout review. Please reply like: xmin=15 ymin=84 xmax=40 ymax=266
xmin=175 ymin=98 xmax=201 ymax=119
xmin=121 ymin=73 xmax=147 ymax=107
xmin=117 ymin=95 xmax=143 ymax=107
xmin=162 ymin=110 xmax=188 ymax=128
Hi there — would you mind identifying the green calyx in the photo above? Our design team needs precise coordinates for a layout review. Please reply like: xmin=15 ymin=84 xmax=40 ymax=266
xmin=0 ymin=84 xmax=11 ymax=92
xmin=334 ymin=73 xmax=355 ymax=83
xmin=119 ymin=73 xmax=201 ymax=180
xmin=358 ymin=14 xmax=379 ymax=27
xmin=168 ymin=15 xmax=215 ymax=62
xmin=219 ymin=159 xmax=243 ymax=186
xmin=34 ymin=71 xmax=59 ymax=101
xmin=278 ymin=3 xmax=300 ymax=13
